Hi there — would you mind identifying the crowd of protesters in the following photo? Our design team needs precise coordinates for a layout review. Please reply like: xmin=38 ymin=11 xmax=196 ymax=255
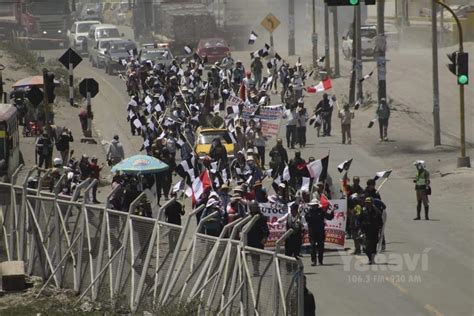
xmin=102 ymin=47 xmax=389 ymax=268
xmin=19 ymin=42 xmax=388 ymax=271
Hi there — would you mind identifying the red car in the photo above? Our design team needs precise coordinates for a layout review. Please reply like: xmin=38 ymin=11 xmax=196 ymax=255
xmin=196 ymin=38 xmax=230 ymax=64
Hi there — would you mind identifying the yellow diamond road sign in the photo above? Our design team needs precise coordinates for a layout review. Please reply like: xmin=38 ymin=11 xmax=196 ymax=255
xmin=261 ymin=13 xmax=280 ymax=33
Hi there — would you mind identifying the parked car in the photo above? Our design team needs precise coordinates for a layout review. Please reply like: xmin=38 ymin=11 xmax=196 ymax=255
xmin=89 ymin=37 xmax=122 ymax=68
xmin=196 ymin=38 xmax=231 ymax=64
xmin=103 ymin=40 xmax=137 ymax=75
xmin=342 ymin=25 xmax=377 ymax=59
xmin=68 ymin=20 xmax=101 ymax=54
xmin=140 ymin=43 xmax=174 ymax=66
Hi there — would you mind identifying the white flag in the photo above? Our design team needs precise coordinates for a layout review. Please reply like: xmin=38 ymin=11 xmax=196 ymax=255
xmin=133 ymin=119 xmax=142 ymax=129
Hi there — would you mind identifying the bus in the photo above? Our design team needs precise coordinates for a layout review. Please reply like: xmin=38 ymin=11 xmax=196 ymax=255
xmin=0 ymin=103 xmax=21 ymax=182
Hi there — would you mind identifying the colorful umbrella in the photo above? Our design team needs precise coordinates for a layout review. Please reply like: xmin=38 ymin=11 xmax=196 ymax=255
xmin=111 ymin=154 xmax=169 ymax=175
xmin=12 ymin=76 xmax=60 ymax=88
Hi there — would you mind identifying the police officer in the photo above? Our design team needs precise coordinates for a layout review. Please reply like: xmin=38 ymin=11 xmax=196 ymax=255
xmin=413 ymin=160 xmax=430 ymax=220
xmin=360 ymin=197 xmax=383 ymax=264
xmin=305 ymin=199 xmax=334 ymax=266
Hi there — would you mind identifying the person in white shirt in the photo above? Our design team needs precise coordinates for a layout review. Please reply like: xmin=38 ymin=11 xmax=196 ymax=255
xmin=283 ymin=107 xmax=297 ymax=149
xmin=295 ymin=105 xmax=309 ymax=148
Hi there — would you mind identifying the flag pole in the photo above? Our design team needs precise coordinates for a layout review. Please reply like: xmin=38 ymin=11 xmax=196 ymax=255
xmin=376 ymin=177 xmax=389 ymax=193
xmin=321 ymin=149 xmax=330 ymax=202
xmin=341 ymin=170 xmax=349 ymax=197
xmin=181 ymin=175 xmax=188 ymax=204
xmin=178 ymin=86 xmax=192 ymax=116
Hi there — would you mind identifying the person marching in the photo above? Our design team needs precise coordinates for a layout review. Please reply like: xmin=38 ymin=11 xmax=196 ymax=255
xmin=284 ymin=203 xmax=304 ymax=259
xmin=360 ymin=197 xmax=383 ymax=264
xmin=338 ymin=104 xmax=354 ymax=144
xmin=305 ymin=198 xmax=334 ymax=266
xmin=413 ymin=160 xmax=431 ymax=220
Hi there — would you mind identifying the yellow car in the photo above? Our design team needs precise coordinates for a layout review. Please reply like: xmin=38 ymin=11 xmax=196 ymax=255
xmin=195 ymin=128 xmax=235 ymax=159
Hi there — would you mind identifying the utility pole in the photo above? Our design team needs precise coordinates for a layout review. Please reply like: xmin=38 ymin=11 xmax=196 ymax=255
xmin=288 ymin=0 xmax=295 ymax=56
xmin=355 ymin=4 xmax=363 ymax=102
xmin=440 ymin=6 xmax=444 ymax=46
xmin=349 ymin=8 xmax=357 ymax=106
xmin=376 ymin=0 xmax=387 ymax=104
xmin=432 ymin=0 xmax=441 ymax=146
xmin=324 ymin=2 xmax=330 ymax=73
xmin=0 ymin=64 xmax=5 ymax=103
xmin=42 ymin=68 xmax=50 ymax=125
xmin=332 ymin=6 xmax=340 ymax=77
xmin=312 ymin=0 xmax=318 ymax=68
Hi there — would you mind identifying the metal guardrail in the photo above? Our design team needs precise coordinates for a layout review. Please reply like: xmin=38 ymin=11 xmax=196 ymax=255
xmin=0 ymin=167 xmax=304 ymax=314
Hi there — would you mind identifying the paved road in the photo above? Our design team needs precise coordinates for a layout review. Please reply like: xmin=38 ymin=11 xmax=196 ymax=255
xmin=32 ymin=33 xmax=474 ymax=316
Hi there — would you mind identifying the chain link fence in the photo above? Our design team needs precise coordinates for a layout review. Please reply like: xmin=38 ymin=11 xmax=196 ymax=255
xmin=0 ymin=167 xmax=304 ymax=314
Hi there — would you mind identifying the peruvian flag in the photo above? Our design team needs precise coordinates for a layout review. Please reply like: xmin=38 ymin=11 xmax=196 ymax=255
xmin=320 ymin=193 xmax=331 ymax=210
xmin=306 ymin=78 xmax=332 ymax=93
xmin=191 ymin=169 xmax=212 ymax=206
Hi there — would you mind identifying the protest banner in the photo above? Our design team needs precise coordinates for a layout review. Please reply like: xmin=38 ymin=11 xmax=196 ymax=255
xmin=324 ymin=199 xmax=347 ymax=248
xmin=259 ymin=202 xmax=288 ymax=249
xmin=261 ymin=120 xmax=281 ymax=137
xmin=261 ymin=199 xmax=347 ymax=249
xmin=226 ymin=95 xmax=242 ymax=108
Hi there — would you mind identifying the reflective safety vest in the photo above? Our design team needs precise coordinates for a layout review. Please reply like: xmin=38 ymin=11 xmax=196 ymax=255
xmin=415 ymin=170 xmax=429 ymax=186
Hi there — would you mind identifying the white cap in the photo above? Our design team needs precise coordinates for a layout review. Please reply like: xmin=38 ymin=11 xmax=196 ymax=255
xmin=53 ymin=158 xmax=63 ymax=166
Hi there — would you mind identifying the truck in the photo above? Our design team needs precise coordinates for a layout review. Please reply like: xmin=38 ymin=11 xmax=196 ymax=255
xmin=0 ymin=0 xmax=71 ymax=47
xmin=204 ymin=0 xmax=268 ymax=49
xmin=152 ymin=1 xmax=217 ymax=51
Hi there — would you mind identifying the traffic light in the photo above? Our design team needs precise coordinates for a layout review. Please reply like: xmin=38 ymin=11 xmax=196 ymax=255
xmin=457 ymin=52 xmax=469 ymax=85
xmin=44 ymin=72 xmax=56 ymax=104
xmin=326 ymin=0 xmax=360 ymax=6
xmin=447 ymin=51 xmax=458 ymax=76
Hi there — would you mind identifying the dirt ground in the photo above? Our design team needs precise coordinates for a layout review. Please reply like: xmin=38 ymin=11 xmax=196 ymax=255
xmin=1 ymin=50 xmax=113 ymax=202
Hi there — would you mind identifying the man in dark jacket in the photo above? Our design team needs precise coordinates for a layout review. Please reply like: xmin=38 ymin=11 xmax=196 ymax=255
xmin=363 ymin=179 xmax=381 ymax=200
xmin=316 ymin=93 xmax=332 ymax=136
xmin=35 ymin=132 xmax=53 ymax=168
xmin=269 ymin=138 xmax=288 ymax=178
xmin=164 ymin=191 xmax=185 ymax=250
xmin=362 ymin=178 xmax=386 ymax=250
xmin=55 ymin=128 xmax=73 ymax=162
xmin=305 ymin=199 xmax=334 ymax=266
xmin=285 ymin=203 xmax=304 ymax=259
xmin=360 ymin=197 xmax=384 ymax=264
xmin=209 ymin=138 xmax=228 ymax=170
xmin=289 ymin=151 xmax=306 ymax=190
xmin=247 ymin=201 xmax=269 ymax=276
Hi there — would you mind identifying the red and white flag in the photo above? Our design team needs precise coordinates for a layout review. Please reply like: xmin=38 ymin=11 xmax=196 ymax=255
xmin=191 ymin=169 xmax=212 ymax=206
xmin=320 ymin=194 xmax=331 ymax=210
xmin=306 ymin=78 xmax=332 ymax=93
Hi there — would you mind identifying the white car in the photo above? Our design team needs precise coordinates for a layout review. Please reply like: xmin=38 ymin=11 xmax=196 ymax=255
xmin=140 ymin=43 xmax=175 ymax=66
xmin=342 ymin=25 xmax=378 ymax=60
xmin=68 ymin=20 xmax=101 ymax=52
